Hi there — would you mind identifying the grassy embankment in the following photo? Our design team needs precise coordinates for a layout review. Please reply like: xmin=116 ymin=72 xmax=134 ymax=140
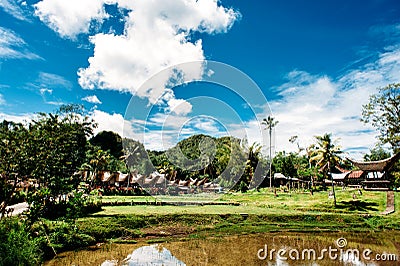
xmin=70 ymin=188 xmax=400 ymax=244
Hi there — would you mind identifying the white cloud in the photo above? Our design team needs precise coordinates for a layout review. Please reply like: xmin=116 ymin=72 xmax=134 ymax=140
xmin=34 ymin=0 xmax=239 ymax=132
xmin=0 ymin=27 xmax=41 ymax=59
xmin=39 ymin=88 xmax=52 ymax=95
xmin=34 ymin=0 xmax=110 ymax=38
xmin=90 ymin=109 xmax=126 ymax=136
xmin=75 ymin=0 xmax=238 ymax=109
xmin=82 ymin=95 xmax=102 ymax=104
xmin=267 ymin=46 xmax=400 ymax=159
xmin=157 ymin=89 xmax=192 ymax=115
xmin=24 ymin=72 xmax=71 ymax=105
xmin=166 ymin=98 xmax=192 ymax=115
xmin=0 ymin=94 xmax=5 ymax=105
xmin=0 ymin=112 xmax=33 ymax=124
xmin=37 ymin=72 xmax=73 ymax=89
xmin=0 ymin=0 xmax=31 ymax=22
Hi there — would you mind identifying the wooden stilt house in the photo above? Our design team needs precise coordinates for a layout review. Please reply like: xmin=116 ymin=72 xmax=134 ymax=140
xmin=347 ymin=152 xmax=400 ymax=191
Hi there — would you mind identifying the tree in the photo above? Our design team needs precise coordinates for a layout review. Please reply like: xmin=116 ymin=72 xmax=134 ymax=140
xmin=0 ymin=121 xmax=30 ymax=217
xmin=90 ymin=131 xmax=123 ymax=159
xmin=361 ymin=83 xmax=400 ymax=152
xmin=272 ymin=151 xmax=297 ymax=179
xmin=364 ymin=145 xmax=391 ymax=162
xmin=29 ymin=107 xmax=94 ymax=197
xmin=82 ymin=145 xmax=113 ymax=186
xmin=309 ymin=133 xmax=342 ymax=206
xmin=262 ymin=116 xmax=278 ymax=188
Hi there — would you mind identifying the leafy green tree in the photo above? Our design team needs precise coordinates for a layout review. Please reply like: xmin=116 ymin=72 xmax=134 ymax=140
xmin=361 ymin=83 xmax=400 ymax=152
xmin=272 ymin=151 xmax=298 ymax=179
xmin=90 ymin=131 xmax=123 ymax=159
xmin=29 ymin=106 xmax=94 ymax=197
xmin=0 ymin=121 xmax=30 ymax=217
xmin=82 ymin=145 xmax=113 ymax=186
xmin=364 ymin=145 xmax=391 ymax=161
xmin=222 ymin=139 xmax=247 ymax=190
xmin=309 ymin=133 xmax=342 ymax=206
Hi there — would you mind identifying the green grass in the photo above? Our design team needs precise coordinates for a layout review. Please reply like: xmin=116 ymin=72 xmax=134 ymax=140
xmin=101 ymin=194 xmax=224 ymax=203
xmin=96 ymin=189 xmax=389 ymax=216
xmin=75 ymin=189 xmax=400 ymax=243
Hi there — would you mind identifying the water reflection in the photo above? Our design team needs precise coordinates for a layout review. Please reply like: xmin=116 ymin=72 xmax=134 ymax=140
xmin=45 ymin=232 xmax=399 ymax=266
xmin=122 ymin=245 xmax=185 ymax=266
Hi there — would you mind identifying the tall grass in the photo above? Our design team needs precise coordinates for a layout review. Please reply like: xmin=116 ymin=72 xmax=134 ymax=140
xmin=0 ymin=218 xmax=42 ymax=266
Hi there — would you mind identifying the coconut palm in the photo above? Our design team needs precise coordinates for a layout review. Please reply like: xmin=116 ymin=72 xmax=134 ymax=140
xmin=262 ymin=116 xmax=279 ymax=188
xmin=309 ymin=133 xmax=342 ymax=206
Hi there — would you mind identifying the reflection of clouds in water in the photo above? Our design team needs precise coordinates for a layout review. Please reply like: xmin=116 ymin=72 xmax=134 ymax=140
xmin=101 ymin=244 xmax=185 ymax=266
xmin=341 ymin=253 xmax=377 ymax=266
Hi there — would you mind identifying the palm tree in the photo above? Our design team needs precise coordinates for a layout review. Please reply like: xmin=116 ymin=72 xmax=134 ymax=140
xmin=242 ymin=141 xmax=263 ymax=189
xmin=262 ymin=116 xmax=279 ymax=188
xmin=309 ymin=133 xmax=342 ymax=206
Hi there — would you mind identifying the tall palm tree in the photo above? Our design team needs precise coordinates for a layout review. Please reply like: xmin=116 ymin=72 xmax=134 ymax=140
xmin=262 ymin=116 xmax=279 ymax=188
xmin=309 ymin=133 xmax=342 ymax=206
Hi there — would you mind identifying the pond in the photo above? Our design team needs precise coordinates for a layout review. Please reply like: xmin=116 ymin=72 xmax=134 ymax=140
xmin=45 ymin=232 xmax=400 ymax=265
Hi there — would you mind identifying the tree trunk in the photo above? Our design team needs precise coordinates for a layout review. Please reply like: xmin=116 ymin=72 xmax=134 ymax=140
xmin=328 ymin=161 xmax=337 ymax=207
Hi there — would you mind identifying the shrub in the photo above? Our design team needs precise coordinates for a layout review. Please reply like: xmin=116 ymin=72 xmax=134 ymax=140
xmin=0 ymin=218 xmax=42 ymax=266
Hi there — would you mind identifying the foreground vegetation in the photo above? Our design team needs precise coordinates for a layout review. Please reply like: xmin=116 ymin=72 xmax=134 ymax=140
xmin=85 ymin=190 xmax=400 ymax=237
xmin=37 ymin=190 xmax=400 ymax=259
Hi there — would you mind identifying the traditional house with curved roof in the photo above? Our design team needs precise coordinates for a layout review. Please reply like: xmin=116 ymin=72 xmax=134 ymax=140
xmin=347 ymin=152 xmax=400 ymax=191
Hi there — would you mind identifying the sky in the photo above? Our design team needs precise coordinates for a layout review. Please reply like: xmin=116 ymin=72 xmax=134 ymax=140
xmin=1 ymin=0 xmax=400 ymax=159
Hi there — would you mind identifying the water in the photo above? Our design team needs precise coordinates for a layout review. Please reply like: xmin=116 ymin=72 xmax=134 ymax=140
xmin=45 ymin=232 xmax=400 ymax=265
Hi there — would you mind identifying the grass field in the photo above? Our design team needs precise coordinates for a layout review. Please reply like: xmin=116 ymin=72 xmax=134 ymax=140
xmin=96 ymin=188 xmax=391 ymax=216
xmin=73 ymin=189 xmax=400 ymax=244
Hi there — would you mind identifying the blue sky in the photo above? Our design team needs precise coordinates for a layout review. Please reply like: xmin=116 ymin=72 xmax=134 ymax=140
xmin=1 ymin=0 xmax=400 ymax=158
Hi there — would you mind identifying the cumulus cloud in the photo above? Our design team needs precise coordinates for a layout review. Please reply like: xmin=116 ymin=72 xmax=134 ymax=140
xmin=76 ymin=0 xmax=238 ymax=111
xmin=34 ymin=0 xmax=110 ymax=38
xmin=82 ymin=95 xmax=102 ymax=104
xmin=34 ymin=0 xmax=239 ymax=112
xmin=0 ymin=27 xmax=41 ymax=59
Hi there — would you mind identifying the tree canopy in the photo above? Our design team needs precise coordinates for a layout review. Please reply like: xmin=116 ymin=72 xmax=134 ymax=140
xmin=362 ymin=83 xmax=400 ymax=152
xmin=309 ymin=133 xmax=342 ymax=206
xmin=90 ymin=130 xmax=123 ymax=159
xmin=0 ymin=104 xmax=97 ymax=218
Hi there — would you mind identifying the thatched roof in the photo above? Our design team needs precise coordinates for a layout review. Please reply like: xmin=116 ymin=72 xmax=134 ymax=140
xmin=347 ymin=152 xmax=400 ymax=172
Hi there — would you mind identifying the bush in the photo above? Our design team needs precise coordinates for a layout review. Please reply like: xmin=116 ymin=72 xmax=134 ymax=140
xmin=27 ymin=189 xmax=102 ymax=221
xmin=0 ymin=218 xmax=42 ymax=266
xmin=47 ymin=221 xmax=96 ymax=251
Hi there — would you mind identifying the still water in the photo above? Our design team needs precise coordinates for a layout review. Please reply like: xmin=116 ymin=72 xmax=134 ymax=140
xmin=45 ymin=232 xmax=400 ymax=266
